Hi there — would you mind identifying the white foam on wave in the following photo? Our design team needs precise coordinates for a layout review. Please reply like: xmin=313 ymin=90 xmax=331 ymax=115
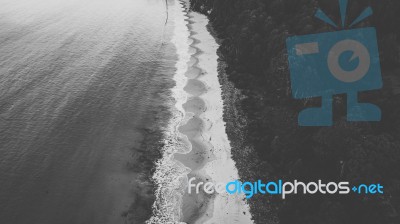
xmin=146 ymin=0 xmax=191 ymax=223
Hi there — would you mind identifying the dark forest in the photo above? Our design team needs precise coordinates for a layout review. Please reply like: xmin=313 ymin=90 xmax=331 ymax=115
xmin=189 ymin=0 xmax=400 ymax=223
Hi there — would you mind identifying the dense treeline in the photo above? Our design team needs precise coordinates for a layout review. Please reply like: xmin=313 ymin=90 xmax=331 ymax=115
xmin=189 ymin=0 xmax=400 ymax=223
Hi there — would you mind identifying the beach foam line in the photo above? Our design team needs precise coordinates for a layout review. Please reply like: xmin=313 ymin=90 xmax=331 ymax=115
xmin=146 ymin=0 xmax=191 ymax=223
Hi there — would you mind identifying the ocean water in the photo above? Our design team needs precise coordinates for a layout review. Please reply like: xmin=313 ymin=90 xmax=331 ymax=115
xmin=0 ymin=0 xmax=179 ymax=223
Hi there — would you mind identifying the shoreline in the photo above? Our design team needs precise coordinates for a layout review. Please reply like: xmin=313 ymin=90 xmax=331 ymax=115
xmin=146 ymin=0 xmax=192 ymax=222
xmin=147 ymin=1 xmax=254 ymax=223
xmin=174 ymin=1 xmax=253 ymax=223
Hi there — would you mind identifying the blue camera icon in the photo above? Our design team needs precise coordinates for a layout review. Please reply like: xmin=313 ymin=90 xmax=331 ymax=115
xmin=286 ymin=27 xmax=382 ymax=126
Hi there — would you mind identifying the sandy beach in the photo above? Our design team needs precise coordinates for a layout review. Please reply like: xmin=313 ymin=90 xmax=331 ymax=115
xmin=173 ymin=1 xmax=254 ymax=223
xmin=147 ymin=1 xmax=253 ymax=223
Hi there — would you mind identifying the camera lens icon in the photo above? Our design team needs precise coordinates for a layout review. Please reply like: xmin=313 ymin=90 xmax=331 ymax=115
xmin=328 ymin=39 xmax=371 ymax=83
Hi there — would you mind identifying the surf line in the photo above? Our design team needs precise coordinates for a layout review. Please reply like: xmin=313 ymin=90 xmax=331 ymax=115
xmin=146 ymin=0 xmax=192 ymax=223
